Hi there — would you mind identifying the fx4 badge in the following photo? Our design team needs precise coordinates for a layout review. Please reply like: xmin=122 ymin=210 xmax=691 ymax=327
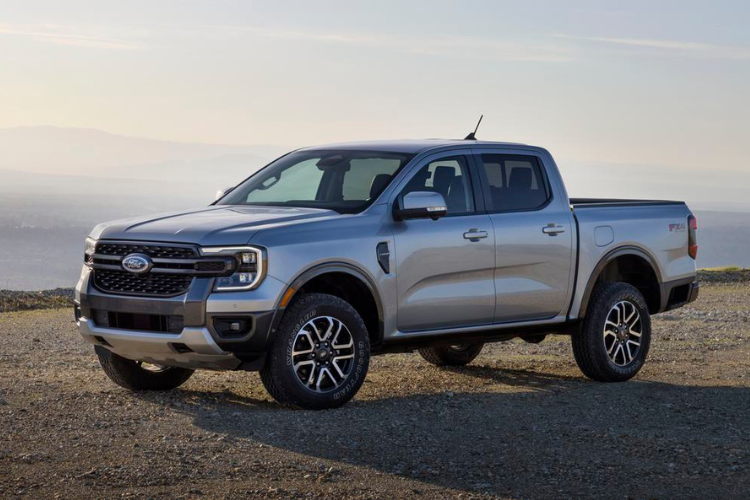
xmin=669 ymin=222 xmax=686 ymax=232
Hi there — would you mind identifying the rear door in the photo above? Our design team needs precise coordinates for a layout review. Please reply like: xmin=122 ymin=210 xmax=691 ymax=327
xmin=474 ymin=150 xmax=574 ymax=322
xmin=391 ymin=151 xmax=496 ymax=332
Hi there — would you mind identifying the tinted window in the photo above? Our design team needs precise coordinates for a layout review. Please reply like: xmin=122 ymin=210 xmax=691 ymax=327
xmin=479 ymin=154 xmax=548 ymax=211
xmin=400 ymin=156 xmax=474 ymax=215
xmin=219 ymin=150 xmax=412 ymax=214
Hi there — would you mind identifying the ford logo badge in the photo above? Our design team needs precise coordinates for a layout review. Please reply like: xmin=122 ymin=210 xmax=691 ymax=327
xmin=121 ymin=253 xmax=153 ymax=274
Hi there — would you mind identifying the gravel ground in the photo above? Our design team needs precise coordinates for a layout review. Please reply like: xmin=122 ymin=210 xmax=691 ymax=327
xmin=1 ymin=281 xmax=749 ymax=499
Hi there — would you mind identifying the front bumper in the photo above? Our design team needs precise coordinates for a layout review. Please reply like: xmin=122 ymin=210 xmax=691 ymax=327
xmin=75 ymin=266 xmax=285 ymax=371
xmin=78 ymin=317 xmax=241 ymax=370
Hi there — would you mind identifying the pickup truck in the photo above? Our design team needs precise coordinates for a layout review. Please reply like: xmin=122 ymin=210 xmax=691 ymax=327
xmin=75 ymin=139 xmax=699 ymax=410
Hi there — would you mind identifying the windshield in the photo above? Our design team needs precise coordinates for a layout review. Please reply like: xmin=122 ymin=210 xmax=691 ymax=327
xmin=218 ymin=150 xmax=413 ymax=213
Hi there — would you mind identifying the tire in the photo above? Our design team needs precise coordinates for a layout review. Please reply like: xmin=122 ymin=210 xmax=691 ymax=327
xmin=260 ymin=293 xmax=370 ymax=410
xmin=572 ymin=282 xmax=652 ymax=382
xmin=418 ymin=343 xmax=484 ymax=366
xmin=94 ymin=345 xmax=194 ymax=391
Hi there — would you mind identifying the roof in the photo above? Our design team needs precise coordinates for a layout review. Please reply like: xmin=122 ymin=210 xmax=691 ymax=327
xmin=299 ymin=139 xmax=532 ymax=155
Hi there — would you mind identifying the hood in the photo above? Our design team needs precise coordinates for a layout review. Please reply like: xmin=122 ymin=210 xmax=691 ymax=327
xmin=91 ymin=205 xmax=340 ymax=246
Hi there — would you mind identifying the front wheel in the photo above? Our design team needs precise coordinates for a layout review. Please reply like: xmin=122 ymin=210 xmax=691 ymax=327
xmin=260 ymin=293 xmax=370 ymax=410
xmin=572 ymin=282 xmax=652 ymax=382
xmin=94 ymin=346 xmax=194 ymax=391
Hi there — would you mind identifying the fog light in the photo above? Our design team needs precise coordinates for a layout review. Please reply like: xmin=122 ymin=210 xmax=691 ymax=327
xmin=213 ymin=317 xmax=252 ymax=337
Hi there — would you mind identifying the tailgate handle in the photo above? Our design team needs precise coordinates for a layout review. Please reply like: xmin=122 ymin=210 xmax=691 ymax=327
xmin=542 ymin=224 xmax=566 ymax=235
xmin=463 ymin=229 xmax=488 ymax=241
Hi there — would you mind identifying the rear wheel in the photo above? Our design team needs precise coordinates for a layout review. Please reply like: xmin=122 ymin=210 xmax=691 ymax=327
xmin=260 ymin=293 xmax=370 ymax=410
xmin=572 ymin=282 xmax=652 ymax=382
xmin=418 ymin=343 xmax=484 ymax=366
xmin=94 ymin=346 xmax=194 ymax=391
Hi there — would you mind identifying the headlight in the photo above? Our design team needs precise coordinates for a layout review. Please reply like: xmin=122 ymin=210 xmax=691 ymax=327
xmin=200 ymin=246 xmax=265 ymax=292
xmin=84 ymin=237 xmax=97 ymax=264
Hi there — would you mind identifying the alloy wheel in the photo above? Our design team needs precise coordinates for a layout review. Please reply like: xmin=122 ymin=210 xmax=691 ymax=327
xmin=291 ymin=316 xmax=356 ymax=392
xmin=603 ymin=300 xmax=642 ymax=366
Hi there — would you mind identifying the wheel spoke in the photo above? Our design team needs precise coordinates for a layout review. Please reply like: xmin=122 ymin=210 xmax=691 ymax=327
xmin=332 ymin=338 xmax=354 ymax=350
xmin=309 ymin=321 xmax=323 ymax=341
xmin=321 ymin=317 xmax=335 ymax=341
xmin=307 ymin=363 xmax=317 ymax=386
xmin=625 ymin=342 xmax=633 ymax=362
xmin=603 ymin=300 xmax=644 ymax=367
xmin=332 ymin=359 xmax=346 ymax=378
xmin=292 ymin=331 xmax=314 ymax=356
xmin=625 ymin=308 xmax=637 ymax=326
xmin=607 ymin=339 xmax=617 ymax=355
xmin=294 ymin=359 xmax=314 ymax=371
xmin=291 ymin=315 xmax=356 ymax=393
xmin=316 ymin=367 xmax=333 ymax=391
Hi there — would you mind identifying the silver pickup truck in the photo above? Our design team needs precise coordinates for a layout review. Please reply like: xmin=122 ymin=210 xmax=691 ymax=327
xmin=75 ymin=139 xmax=699 ymax=409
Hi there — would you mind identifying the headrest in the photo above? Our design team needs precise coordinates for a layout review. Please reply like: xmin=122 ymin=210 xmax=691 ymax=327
xmin=433 ymin=166 xmax=456 ymax=193
xmin=369 ymin=174 xmax=392 ymax=198
xmin=509 ymin=168 xmax=532 ymax=190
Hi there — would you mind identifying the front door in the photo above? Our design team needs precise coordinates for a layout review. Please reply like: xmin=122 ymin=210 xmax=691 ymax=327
xmin=391 ymin=153 xmax=496 ymax=332
xmin=474 ymin=151 xmax=574 ymax=323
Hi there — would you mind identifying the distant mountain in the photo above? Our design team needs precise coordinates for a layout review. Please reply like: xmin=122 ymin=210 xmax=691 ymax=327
xmin=0 ymin=126 xmax=285 ymax=176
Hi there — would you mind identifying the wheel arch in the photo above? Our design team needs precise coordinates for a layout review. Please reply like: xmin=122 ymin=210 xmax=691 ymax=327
xmin=272 ymin=262 xmax=385 ymax=348
xmin=578 ymin=246 xmax=664 ymax=318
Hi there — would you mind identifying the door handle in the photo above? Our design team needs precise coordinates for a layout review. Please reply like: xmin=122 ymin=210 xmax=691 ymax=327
xmin=463 ymin=229 xmax=489 ymax=241
xmin=542 ymin=224 xmax=566 ymax=236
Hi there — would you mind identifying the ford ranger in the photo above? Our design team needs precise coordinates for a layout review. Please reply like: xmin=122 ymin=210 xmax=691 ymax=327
xmin=74 ymin=139 xmax=699 ymax=409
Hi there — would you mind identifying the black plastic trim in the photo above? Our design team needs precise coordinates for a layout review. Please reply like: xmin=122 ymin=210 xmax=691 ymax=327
xmin=570 ymin=198 xmax=686 ymax=208
xmin=577 ymin=246 xmax=665 ymax=319
xmin=663 ymin=277 xmax=699 ymax=311
xmin=274 ymin=262 xmax=386 ymax=346
xmin=207 ymin=311 xmax=275 ymax=353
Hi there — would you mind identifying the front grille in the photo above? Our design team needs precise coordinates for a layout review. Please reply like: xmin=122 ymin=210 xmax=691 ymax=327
xmin=92 ymin=309 xmax=184 ymax=334
xmin=96 ymin=243 xmax=197 ymax=259
xmin=90 ymin=241 xmax=234 ymax=297
xmin=94 ymin=270 xmax=193 ymax=297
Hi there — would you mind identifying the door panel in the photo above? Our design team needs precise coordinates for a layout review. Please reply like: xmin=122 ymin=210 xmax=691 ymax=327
xmin=476 ymin=152 xmax=574 ymax=322
xmin=489 ymin=210 xmax=573 ymax=321
xmin=392 ymin=153 xmax=496 ymax=332
xmin=394 ymin=215 xmax=496 ymax=331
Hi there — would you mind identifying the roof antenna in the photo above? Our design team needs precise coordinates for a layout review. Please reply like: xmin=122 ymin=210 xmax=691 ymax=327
xmin=464 ymin=114 xmax=483 ymax=140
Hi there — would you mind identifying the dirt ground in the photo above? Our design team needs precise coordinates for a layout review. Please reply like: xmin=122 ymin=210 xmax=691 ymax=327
xmin=1 ymin=280 xmax=749 ymax=499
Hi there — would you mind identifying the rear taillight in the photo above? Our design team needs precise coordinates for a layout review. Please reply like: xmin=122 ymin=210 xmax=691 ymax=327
xmin=688 ymin=215 xmax=698 ymax=259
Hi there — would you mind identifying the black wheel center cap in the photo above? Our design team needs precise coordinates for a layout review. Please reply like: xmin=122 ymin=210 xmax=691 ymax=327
xmin=316 ymin=349 xmax=331 ymax=361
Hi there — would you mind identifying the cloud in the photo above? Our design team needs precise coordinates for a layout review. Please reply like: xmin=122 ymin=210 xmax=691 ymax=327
xmin=215 ymin=26 xmax=573 ymax=63
xmin=0 ymin=24 xmax=144 ymax=50
xmin=554 ymin=34 xmax=750 ymax=60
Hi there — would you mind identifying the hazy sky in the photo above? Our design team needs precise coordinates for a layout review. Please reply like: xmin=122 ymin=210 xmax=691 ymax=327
xmin=1 ymin=0 xmax=748 ymax=175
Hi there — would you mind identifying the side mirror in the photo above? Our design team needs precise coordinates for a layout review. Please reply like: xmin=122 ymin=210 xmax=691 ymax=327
xmin=215 ymin=186 xmax=235 ymax=201
xmin=394 ymin=191 xmax=448 ymax=221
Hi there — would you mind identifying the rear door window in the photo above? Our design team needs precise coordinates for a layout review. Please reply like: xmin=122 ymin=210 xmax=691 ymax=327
xmin=478 ymin=154 xmax=549 ymax=212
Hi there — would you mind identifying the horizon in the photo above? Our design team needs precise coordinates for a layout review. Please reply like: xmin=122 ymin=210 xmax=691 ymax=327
xmin=1 ymin=1 xmax=749 ymax=291
xmin=1 ymin=1 xmax=748 ymax=166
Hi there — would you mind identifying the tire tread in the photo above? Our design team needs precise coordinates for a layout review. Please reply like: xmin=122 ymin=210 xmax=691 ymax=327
xmin=572 ymin=282 xmax=651 ymax=382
